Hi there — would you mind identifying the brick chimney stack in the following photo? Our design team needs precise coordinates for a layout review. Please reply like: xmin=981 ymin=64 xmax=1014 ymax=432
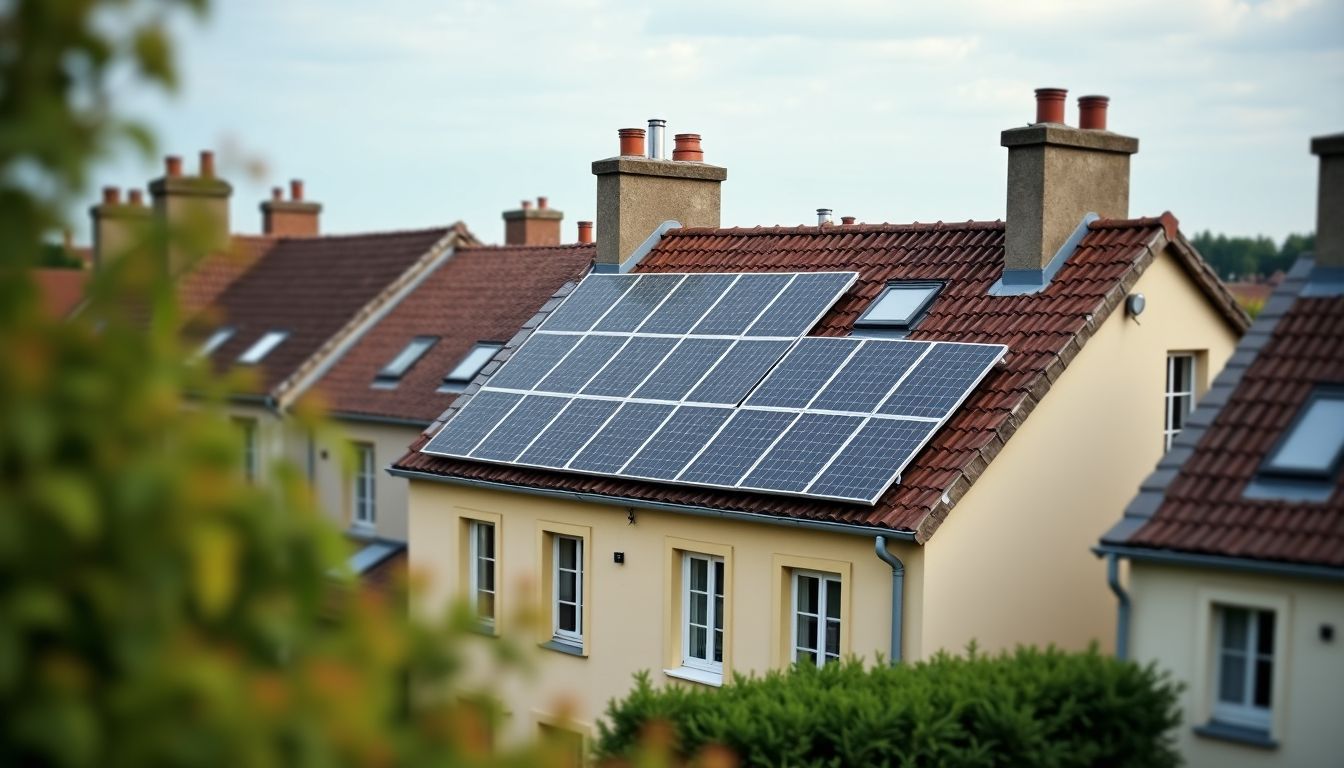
xmin=148 ymin=150 xmax=233 ymax=273
xmin=1311 ymin=133 xmax=1344 ymax=271
xmin=1001 ymin=89 xmax=1138 ymax=283
xmin=503 ymin=196 xmax=563 ymax=246
xmin=260 ymin=178 xmax=322 ymax=237
xmin=593 ymin=123 xmax=726 ymax=268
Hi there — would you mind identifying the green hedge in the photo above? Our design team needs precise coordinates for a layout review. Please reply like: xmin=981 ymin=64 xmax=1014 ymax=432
xmin=596 ymin=647 xmax=1182 ymax=767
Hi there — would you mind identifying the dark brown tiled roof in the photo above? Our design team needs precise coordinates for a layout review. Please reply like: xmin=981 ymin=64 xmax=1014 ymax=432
xmin=179 ymin=235 xmax=276 ymax=316
xmin=33 ymin=268 xmax=89 ymax=318
xmin=196 ymin=226 xmax=461 ymax=397
xmin=1104 ymin=258 xmax=1344 ymax=568
xmin=395 ymin=216 xmax=1248 ymax=541
xmin=316 ymin=243 xmax=594 ymax=423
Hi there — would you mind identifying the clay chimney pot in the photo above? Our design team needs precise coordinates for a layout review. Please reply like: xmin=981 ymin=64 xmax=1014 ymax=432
xmin=1034 ymin=88 xmax=1068 ymax=125
xmin=841 ymin=216 xmax=857 ymax=226
xmin=102 ymin=186 xmax=121 ymax=205
xmin=577 ymin=220 xmax=594 ymax=244
xmin=271 ymin=186 xmax=283 ymax=201
xmin=538 ymin=196 xmax=548 ymax=210
xmin=199 ymin=150 xmax=215 ymax=178
xmin=618 ymin=128 xmax=646 ymax=157
xmin=165 ymin=155 xmax=182 ymax=177
xmin=127 ymin=189 xmax=144 ymax=206
xmin=290 ymin=179 xmax=304 ymax=201
xmin=1078 ymin=95 xmax=1110 ymax=130
xmin=672 ymin=133 xmax=704 ymax=162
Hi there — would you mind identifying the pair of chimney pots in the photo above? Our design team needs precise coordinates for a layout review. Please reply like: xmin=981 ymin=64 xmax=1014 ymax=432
xmin=617 ymin=128 xmax=705 ymax=162
xmin=1034 ymin=88 xmax=1109 ymax=131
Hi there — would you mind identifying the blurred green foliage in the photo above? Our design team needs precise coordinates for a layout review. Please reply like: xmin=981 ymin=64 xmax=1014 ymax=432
xmin=597 ymin=647 xmax=1184 ymax=767
xmin=1191 ymin=230 xmax=1314 ymax=281
xmin=0 ymin=1 xmax=582 ymax=764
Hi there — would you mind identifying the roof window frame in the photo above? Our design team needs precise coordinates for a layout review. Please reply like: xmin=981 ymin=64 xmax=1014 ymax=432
xmin=1258 ymin=384 xmax=1344 ymax=481
xmin=237 ymin=330 xmax=290 ymax=365
xmin=854 ymin=280 xmax=944 ymax=331
xmin=197 ymin=326 xmax=236 ymax=358
xmin=373 ymin=335 xmax=439 ymax=388
xmin=438 ymin=341 xmax=504 ymax=392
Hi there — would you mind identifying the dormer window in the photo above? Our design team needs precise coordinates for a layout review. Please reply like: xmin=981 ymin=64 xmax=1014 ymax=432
xmin=238 ymin=330 xmax=289 ymax=364
xmin=197 ymin=326 xmax=235 ymax=357
xmin=439 ymin=342 xmax=503 ymax=392
xmin=1261 ymin=387 xmax=1344 ymax=479
xmin=854 ymin=282 xmax=942 ymax=332
xmin=373 ymin=335 xmax=438 ymax=387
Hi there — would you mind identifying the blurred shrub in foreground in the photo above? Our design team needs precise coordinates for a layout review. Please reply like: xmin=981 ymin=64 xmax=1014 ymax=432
xmin=596 ymin=647 xmax=1183 ymax=768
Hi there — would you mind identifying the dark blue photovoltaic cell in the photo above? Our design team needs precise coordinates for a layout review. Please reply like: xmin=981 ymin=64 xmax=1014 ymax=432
xmin=469 ymin=395 xmax=570 ymax=462
xmin=687 ymin=339 xmax=793 ymax=404
xmin=745 ymin=337 xmax=860 ymax=409
xmin=541 ymin=275 xmax=638 ymax=332
xmin=806 ymin=418 xmax=937 ymax=501
xmin=536 ymin=335 xmax=627 ymax=394
xmin=811 ymin=339 xmax=930 ymax=413
xmin=746 ymin=273 xmax=855 ymax=336
xmin=422 ymin=391 xmax=524 ymax=457
xmin=679 ymin=409 xmax=799 ymax=486
xmin=517 ymin=398 xmax=621 ymax=468
xmin=691 ymin=273 xmax=793 ymax=335
xmin=740 ymin=413 xmax=862 ymax=493
xmin=580 ymin=336 xmax=677 ymax=397
xmin=638 ymin=273 xmax=737 ymax=334
xmin=879 ymin=343 xmax=1004 ymax=419
xmin=569 ymin=402 xmax=674 ymax=473
xmin=594 ymin=274 xmax=685 ymax=332
xmin=633 ymin=337 xmax=734 ymax=401
xmin=486 ymin=334 xmax=579 ymax=390
xmin=621 ymin=406 xmax=732 ymax=480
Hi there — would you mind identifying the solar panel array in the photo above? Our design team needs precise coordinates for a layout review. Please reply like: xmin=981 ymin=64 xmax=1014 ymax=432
xmin=422 ymin=271 xmax=1007 ymax=505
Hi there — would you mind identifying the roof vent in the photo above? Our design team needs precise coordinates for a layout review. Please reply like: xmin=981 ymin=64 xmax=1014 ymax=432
xmin=817 ymin=208 xmax=833 ymax=226
xmin=647 ymin=119 xmax=666 ymax=160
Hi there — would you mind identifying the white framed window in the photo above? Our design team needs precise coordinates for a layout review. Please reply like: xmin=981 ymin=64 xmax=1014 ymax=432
xmin=1213 ymin=605 xmax=1275 ymax=732
xmin=552 ymin=535 xmax=583 ymax=644
xmin=1164 ymin=353 xmax=1196 ymax=450
xmin=440 ymin=342 xmax=503 ymax=391
xmin=234 ymin=417 xmax=258 ymax=483
xmin=681 ymin=553 xmax=725 ymax=675
xmin=792 ymin=570 xmax=841 ymax=667
xmin=238 ymin=330 xmax=289 ymax=364
xmin=1262 ymin=387 xmax=1344 ymax=478
xmin=197 ymin=326 xmax=235 ymax=358
xmin=352 ymin=442 xmax=375 ymax=529
xmin=374 ymin=335 xmax=438 ymax=386
xmin=854 ymin=281 xmax=942 ymax=330
xmin=469 ymin=520 xmax=496 ymax=628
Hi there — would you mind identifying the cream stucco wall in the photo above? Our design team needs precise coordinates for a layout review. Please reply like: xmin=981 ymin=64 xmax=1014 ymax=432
xmin=1129 ymin=564 xmax=1344 ymax=767
xmin=223 ymin=402 xmax=304 ymax=486
xmin=408 ymin=483 xmax=923 ymax=743
xmin=919 ymin=248 xmax=1239 ymax=655
xmin=312 ymin=417 xmax=421 ymax=541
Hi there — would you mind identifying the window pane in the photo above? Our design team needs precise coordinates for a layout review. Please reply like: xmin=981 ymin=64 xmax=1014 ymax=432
xmin=446 ymin=343 xmax=503 ymax=383
xmin=714 ymin=593 xmax=723 ymax=629
xmin=559 ymin=538 xmax=576 ymax=569
xmin=1222 ymin=608 xmax=1248 ymax=650
xmin=1176 ymin=356 xmax=1193 ymax=391
xmin=478 ymin=559 xmax=494 ymax=591
xmin=559 ymin=604 xmax=576 ymax=631
xmin=796 ymin=649 xmax=816 ymax=665
xmin=478 ymin=592 xmax=495 ymax=620
xmin=1218 ymin=652 xmax=1247 ymax=704
xmin=798 ymin=575 xmax=818 ymax=614
xmin=477 ymin=523 xmax=493 ymax=558
xmin=713 ymin=627 xmax=722 ymax=662
xmin=1267 ymin=395 xmax=1344 ymax=473
xmin=689 ymin=626 xmax=706 ymax=659
xmin=691 ymin=558 xmax=707 ymax=591
xmin=825 ymin=580 xmax=841 ymax=620
xmin=691 ymin=593 xmax=707 ymax=625
xmin=559 ymin=572 xmax=575 ymax=602
xmin=861 ymin=285 xmax=938 ymax=325
xmin=797 ymin=615 xmax=818 ymax=650
xmin=825 ymin=619 xmax=840 ymax=656
xmin=714 ymin=560 xmax=724 ymax=597
xmin=1256 ymin=611 xmax=1275 ymax=655
xmin=1253 ymin=658 xmax=1273 ymax=708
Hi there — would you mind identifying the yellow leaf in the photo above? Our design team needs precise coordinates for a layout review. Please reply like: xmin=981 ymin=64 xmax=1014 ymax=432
xmin=191 ymin=524 xmax=239 ymax=617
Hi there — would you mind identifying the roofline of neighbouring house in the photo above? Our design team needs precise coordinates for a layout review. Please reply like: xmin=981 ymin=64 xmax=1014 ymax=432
xmin=1093 ymin=543 xmax=1344 ymax=583
xmin=331 ymin=410 xmax=431 ymax=429
xmin=386 ymin=466 xmax=920 ymax=542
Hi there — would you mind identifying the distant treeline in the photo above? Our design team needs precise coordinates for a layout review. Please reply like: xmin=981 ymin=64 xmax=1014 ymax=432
xmin=1191 ymin=231 xmax=1315 ymax=282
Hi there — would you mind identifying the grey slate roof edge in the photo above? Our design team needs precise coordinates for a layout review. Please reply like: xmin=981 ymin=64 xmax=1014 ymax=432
xmin=417 ymin=274 xmax=586 ymax=439
xmin=1099 ymin=254 xmax=1315 ymax=546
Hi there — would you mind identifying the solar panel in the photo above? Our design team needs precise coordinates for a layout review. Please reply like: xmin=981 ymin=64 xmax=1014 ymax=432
xmin=421 ymin=269 xmax=1006 ymax=507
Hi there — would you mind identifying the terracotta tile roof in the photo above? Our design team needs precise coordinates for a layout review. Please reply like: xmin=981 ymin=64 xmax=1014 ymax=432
xmin=395 ymin=216 xmax=1248 ymax=542
xmin=1103 ymin=258 xmax=1344 ymax=568
xmin=33 ymin=268 xmax=89 ymax=318
xmin=179 ymin=235 xmax=276 ymax=316
xmin=195 ymin=226 xmax=462 ymax=398
xmin=316 ymin=243 xmax=594 ymax=423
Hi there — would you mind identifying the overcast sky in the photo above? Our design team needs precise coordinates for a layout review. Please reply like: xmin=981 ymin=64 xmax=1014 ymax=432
xmin=87 ymin=0 xmax=1343 ymax=245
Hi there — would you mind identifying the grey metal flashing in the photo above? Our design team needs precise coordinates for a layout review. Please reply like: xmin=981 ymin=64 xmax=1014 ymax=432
xmin=591 ymin=220 xmax=681 ymax=274
xmin=387 ymin=466 xmax=919 ymax=541
xmin=1302 ymin=263 xmax=1344 ymax=297
xmin=989 ymin=213 xmax=1098 ymax=295
xmin=1099 ymin=255 xmax=1315 ymax=546
xmin=333 ymin=411 xmax=432 ymax=429
xmin=540 ymin=639 xmax=585 ymax=657
xmin=873 ymin=536 xmax=906 ymax=664
xmin=228 ymin=391 xmax=280 ymax=412
xmin=1094 ymin=543 xmax=1344 ymax=583
xmin=1193 ymin=721 xmax=1278 ymax=750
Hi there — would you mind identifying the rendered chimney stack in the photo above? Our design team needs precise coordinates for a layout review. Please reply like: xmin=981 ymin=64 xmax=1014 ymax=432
xmin=593 ymin=124 xmax=727 ymax=267
xmin=577 ymin=221 xmax=594 ymax=244
xmin=149 ymin=149 xmax=233 ymax=271
xmin=261 ymin=178 xmax=321 ymax=238
xmin=503 ymin=195 xmax=563 ymax=246
xmin=619 ymin=128 xmax=646 ymax=157
xmin=1002 ymin=88 xmax=1137 ymax=279
xmin=1078 ymin=95 xmax=1109 ymax=130
xmin=672 ymin=134 xmax=704 ymax=162
xmin=1312 ymin=132 xmax=1344 ymax=270
xmin=647 ymin=119 xmax=667 ymax=160
xmin=817 ymin=208 xmax=834 ymax=226
xmin=90 ymin=185 xmax=150 ymax=270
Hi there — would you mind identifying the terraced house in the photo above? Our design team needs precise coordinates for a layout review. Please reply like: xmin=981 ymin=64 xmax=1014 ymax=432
xmin=1098 ymin=133 xmax=1344 ymax=767
xmin=394 ymin=89 xmax=1249 ymax=746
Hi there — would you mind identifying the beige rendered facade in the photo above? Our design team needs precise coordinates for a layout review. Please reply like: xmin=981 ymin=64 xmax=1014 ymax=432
xmin=1127 ymin=564 xmax=1344 ymax=766
xmin=313 ymin=418 xmax=420 ymax=541
xmin=405 ymin=245 xmax=1240 ymax=743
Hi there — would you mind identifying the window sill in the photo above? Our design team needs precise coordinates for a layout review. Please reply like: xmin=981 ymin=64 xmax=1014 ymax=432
xmin=541 ymin=639 xmax=585 ymax=657
xmin=1194 ymin=721 xmax=1278 ymax=750
xmin=466 ymin=622 xmax=498 ymax=638
xmin=348 ymin=522 xmax=377 ymax=539
xmin=664 ymin=666 xmax=723 ymax=687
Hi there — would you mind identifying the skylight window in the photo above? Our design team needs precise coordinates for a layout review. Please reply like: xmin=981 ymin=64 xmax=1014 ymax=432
xmin=855 ymin=282 xmax=942 ymax=330
xmin=237 ymin=330 xmax=290 ymax=365
xmin=1262 ymin=387 xmax=1344 ymax=479
xmin=374 ymin=335 xmax=438 ymax=386
xmin=197 ymin=326 xmax=235 ymax=357
xmin=439 ymin=342 xmax=503 ymax=391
